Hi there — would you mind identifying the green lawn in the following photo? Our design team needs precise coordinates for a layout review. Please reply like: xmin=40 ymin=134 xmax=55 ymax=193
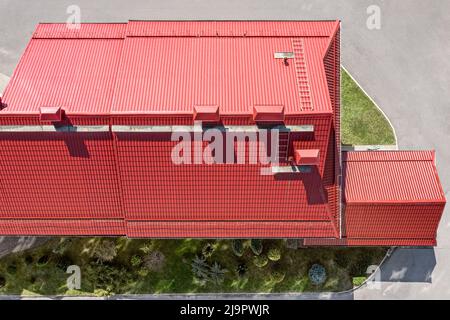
xmin=0 ymin=69 xmax=393 ymax=296
xmin=341 ymin=68 xmax=396 ymax=145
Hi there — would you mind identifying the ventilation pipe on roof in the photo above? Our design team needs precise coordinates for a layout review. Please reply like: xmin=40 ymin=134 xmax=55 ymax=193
xmin=293 ymin=149 xmax=320 ymax=166
xmin=253 ymin=105 xmax=285 ymax=123
xmin=193 ymin=105 xmax=220 ymax=123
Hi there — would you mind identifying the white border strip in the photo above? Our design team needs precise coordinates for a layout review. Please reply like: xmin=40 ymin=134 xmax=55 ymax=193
xmin=0 ymin=125 xmax=109 ymax=132
xmin=112 ymin=124 xmax=314 ymax=133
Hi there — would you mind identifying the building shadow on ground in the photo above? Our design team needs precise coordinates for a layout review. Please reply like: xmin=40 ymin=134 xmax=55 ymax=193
xmin=378 ymin=248 xmax=436 ymax=283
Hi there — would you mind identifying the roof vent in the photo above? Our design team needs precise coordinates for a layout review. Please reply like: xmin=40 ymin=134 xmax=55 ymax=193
xmin=274 ymin=52 xmax=294 ymax=66
xmin=253 ymin=105 xmax=284 ymax=123
xmin=39 ymin=106 xmax=63 ymax=122
xmin=294 ymin=149 xmax=320 ymax=166
xmin=193 ymin=105 xmax=220 ymax=122
xmin=274 ymin=52 xmax=294 ymax=59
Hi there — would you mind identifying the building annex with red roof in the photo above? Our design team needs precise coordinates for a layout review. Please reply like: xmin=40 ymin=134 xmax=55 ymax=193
xmin=0 ymin=20 xmax=445 ymax=246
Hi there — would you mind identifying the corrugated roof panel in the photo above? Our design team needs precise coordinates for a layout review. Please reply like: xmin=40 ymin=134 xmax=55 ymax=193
xmin=112 ymin=37 xmax=332 ymax=114
xmin=343 ymin=151 xmax=445 ymax=202
xmin=126 ymin=221 xmax=337 ymax=238
xmin=2 ymin=39 xmax=123 ymax=113
xmin=33 ymin=23 xmax=127 ymax=39
xmin=126 ymin=20 xmax=338 ymax=37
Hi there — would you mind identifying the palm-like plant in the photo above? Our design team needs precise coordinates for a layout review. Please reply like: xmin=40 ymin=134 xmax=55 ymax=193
xmin=191 ymin=255 xmax=210 ymax=280
xmin=208 ymin=262 xmax=227 ymax=285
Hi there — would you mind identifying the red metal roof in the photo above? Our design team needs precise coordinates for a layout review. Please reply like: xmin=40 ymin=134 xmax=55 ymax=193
xmin=343 ymin=151 xmax=446 ymax=203
xmin=3 ymin=21 xmax=445 ymax=246
xmin=342 ymin=151 xmax=446 ymax=246
xmin=1 ymin=20 xmax=338 ymax=116
xmin=1 ymin=38 xmax=123 ymax=113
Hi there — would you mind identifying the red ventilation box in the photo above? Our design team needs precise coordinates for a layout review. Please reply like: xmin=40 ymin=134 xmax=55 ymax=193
xmin=294 ymin=149 xmax=320 ymax=165
xmin=39 ymin=106 xmax=63 ymax=122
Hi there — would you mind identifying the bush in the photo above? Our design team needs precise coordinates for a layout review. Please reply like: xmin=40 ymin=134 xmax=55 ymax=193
xmin=236 ymin=263 xmax=248 ymax=277
xmin=144 ymin=251 xmax=165 ymax=272
xmin=201 ymin=242 xmax=216 ymax=259
xmin=130 ymin=255 xmax=142 ymax=268
xmin=334 ymin=250 xmax=351 ymax=268
xmin=92 ymin=240 xmax=117 ymax=263
xmin=253 ymin=255 xmax=269 ymax=268
xmin=349 ymin=251 xmax=373 ymax=277
xmin=267 ymin=248 xmax=281 ymax=261
xmin=24 ymin=255 xmax=33 ymax=264
xmin=0 ymin=275 xmax=5 ymax=288
xmin=308 ymin=264 xmax=327 ymax=285
xmin=285 ymin=239 xmax=299 ymax=249
xmin=352 ymin=276 xmax=367 ymax=287
xmin=6 ymin=262 xmax=17 ymax=274
xmin=52 ymin=238 xmax=74 ymax=256
xmin=139 ymin=242 xmax=153 ymax=255
xmin=231 ymin=239 xmax=244 ymax=257
xmin=90 ymin=263 xmax=134 ymax=294
xmin=270 ymin=270 xmax=285 ymax=283
xmin=54 ymin=255 xmax=74 ymax=270
xmin=37 ymin=254 xmax=50 ymax=267
xmin=250 ymin=239 xmax=263 ymax=256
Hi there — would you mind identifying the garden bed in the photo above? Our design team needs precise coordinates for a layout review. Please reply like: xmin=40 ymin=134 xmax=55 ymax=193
xmin=0 ymin=238 xmax=386 ymax=295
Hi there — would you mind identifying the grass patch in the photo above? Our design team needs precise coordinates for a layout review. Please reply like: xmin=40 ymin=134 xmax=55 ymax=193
xmin=341 ymin=68 xmax=396 ymax=145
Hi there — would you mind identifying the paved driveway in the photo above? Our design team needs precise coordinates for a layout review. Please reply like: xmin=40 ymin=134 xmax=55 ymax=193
xmin=0 ymin=0 xmax=449 ymax=299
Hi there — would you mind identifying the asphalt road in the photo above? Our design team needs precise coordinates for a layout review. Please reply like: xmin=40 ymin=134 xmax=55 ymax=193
xmin=0 ymin=0 xmax=449 ymax=299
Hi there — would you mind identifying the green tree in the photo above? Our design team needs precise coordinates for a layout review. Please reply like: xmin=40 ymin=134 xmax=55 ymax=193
xmin=231 ymin=239 xmax=244 ymax=257
xmin=267 ymin=248 xmax=281 ymax=261
xmin=250 ymin=239 xmax=263 ymax=255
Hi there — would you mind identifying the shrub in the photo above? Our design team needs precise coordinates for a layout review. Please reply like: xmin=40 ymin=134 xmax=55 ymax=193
xmin=352 ymin=276 xmax=367 ymax=287
xmin=91 ymin=263 xmax=134 ymax=294
xmin=6 ymin=262 xmax=17 ymax=274
xmin=201 ymin=242 xmax=216 ymax=259
xmin=139 ymin=241 xmax=153 ymax=255
xmin=253 ymin=255 xmax=269 ymax=268
xmin=0 ymin=275 xmax=5 ymax=288
xmin=250 ymin=239 xmax=263 ymax=256
xmin=55 ymin=255 xmax=74 ymax=270
xmin=24 ymin=255 xmax=33 ymax=264
xmin=52 ymin=238 xmax=74 ymax=256
xmin=308 ymin=264 xmax=327 ymax=285
xmin=191 ymin=255 xmax=210 ymax=283
xmin=130 ymin=255 xmax=142 ymax=268
xmin=144 ymin=251 xmax=166 ymax=272
xmin=92 ymin=240 xmax=117 ymax=263
xmin=231 ymin=239 xmax=244 ymax=257
xmin=285 ymin=239 xmax=299 ymax=249
xmin=349 ymin=251 xmax=373 ymax=277
xmin=267 ymin=248 xmax=281 ymax=261
xmin=270 ymin=270 xmax=285 ymax=283
xmin=37 ymin=254 xmax=50 ymax=267
xmin=209 ymin=262 xmax=227 ymax=285
xmin=236 ymin=263 xmax=248 ymax=277
xmin=335 ymin=250 xmax=351 ymax=268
